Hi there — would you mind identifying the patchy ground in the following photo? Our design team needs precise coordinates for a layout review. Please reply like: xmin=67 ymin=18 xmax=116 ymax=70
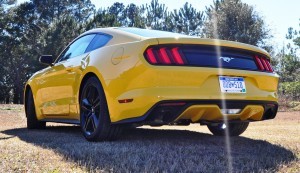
xmin=0 ymin=104 xmax=299 ymax=172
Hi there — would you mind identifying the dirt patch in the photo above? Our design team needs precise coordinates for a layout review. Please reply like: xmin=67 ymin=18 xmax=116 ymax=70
xmin=0 ymin=104 xmax=299 ymax=172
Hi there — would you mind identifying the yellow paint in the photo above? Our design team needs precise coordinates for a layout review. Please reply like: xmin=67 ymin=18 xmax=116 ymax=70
xmin=25 ymin=28 xmax=279 ymax=123
xmin=176 ymin=105 xmax=264 ymax=122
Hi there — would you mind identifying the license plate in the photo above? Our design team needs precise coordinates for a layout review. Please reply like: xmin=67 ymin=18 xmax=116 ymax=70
xmin=219 ymin=76 xmax=246 ymax=93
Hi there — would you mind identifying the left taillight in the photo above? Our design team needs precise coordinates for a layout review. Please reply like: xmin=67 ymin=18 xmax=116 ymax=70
xmin=144 ymin=46 xmax=186 ymax=65
xmin=254 ymin=55 xmax=273 ymax=72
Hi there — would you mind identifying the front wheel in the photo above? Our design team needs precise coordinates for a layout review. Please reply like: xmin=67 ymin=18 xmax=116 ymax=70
xmin=80 ymin=77 xmax=122 ymax=141
xmin=207 ymin=122 xmax=249 ymax=136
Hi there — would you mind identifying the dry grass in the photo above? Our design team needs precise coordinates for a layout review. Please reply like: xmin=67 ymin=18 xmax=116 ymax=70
xmin=0 ymin=104 xmax=299 ymax=173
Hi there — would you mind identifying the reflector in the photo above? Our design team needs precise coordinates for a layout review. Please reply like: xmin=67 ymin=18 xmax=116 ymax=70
xmin=118 ymin=99 xmax=134 ymax=103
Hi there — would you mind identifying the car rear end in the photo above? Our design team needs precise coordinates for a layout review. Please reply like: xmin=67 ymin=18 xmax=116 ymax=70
xmin=110 ymin=36 xmax=279 ymax=126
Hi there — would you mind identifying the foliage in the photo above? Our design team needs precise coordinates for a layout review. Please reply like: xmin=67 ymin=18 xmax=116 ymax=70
xmin=279 ymin=82 xmax=300 ymax=101
xmin=274 ymin=19 xmax=300 ymax=83
xmin=204 ymin=0 xmax=270 ymax=46
xmin=171 ymin=2 xmax=204 ymax=36
xmin=0 ymin=0 xmax=297 ymax=103
xmin=0 ymin=0 xmax=95 ymax=103
xmin=144 ymin=0 xmax=168 ymax=30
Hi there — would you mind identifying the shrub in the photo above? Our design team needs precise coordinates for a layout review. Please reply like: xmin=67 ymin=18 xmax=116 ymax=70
xmin=279 ymin=82 xmax=300 ymax=101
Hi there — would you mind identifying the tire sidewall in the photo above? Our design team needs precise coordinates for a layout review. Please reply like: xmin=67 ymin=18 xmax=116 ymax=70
xmin=80 ymin=77 xmax=110 ymax=141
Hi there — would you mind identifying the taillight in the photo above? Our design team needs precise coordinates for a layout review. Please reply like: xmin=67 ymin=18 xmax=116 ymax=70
xmin=266 ymin=59 xmax=273 ymax=72
xmin=146 ymin=48 xmax=157 ymax=64
xmin=254 ymin=55 xmax=273 ymax=72
xmin=254 ymin=56 xmax=264 ymax=71
xmin=158 ymin=48 xmax=172 ymax=64
xmin=171 ymin=47 xmax=185 ymax=65
xmin=144 ymin=46 xmax=186 ymax=65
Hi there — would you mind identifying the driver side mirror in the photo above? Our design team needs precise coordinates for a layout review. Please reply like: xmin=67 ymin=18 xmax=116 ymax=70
xmin=39 ymin=55 xmax=53 ymax=66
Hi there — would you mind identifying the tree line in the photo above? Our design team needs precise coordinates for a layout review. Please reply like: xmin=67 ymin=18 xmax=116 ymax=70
xmin=0 ymin=0 xmax=299 ymax=104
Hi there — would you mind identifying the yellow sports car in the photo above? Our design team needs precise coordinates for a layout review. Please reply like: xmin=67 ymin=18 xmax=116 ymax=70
xmin=24 ymin=27 xmax=279 ymax=141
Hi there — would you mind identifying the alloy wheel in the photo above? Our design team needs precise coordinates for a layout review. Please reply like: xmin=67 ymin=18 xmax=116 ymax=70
xmin=81 ymin=84 xmax=101 ymax=136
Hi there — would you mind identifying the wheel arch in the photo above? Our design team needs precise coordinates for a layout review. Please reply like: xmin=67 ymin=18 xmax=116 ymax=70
xmin=24 ymin=84 xmax=32 ymax=117
xmin=78 ymin=72 xmax=114 ymax=121
xmin=78 ymin=72 xmax=99 ymax=104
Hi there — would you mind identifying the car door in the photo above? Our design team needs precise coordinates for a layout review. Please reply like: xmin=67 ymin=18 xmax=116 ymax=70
xmin=36 ymin=34 xmax=96 ymax=117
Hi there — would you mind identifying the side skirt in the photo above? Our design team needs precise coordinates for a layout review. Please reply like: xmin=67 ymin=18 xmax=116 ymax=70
xmin=40 ymin=118 xmax=80 ymax=125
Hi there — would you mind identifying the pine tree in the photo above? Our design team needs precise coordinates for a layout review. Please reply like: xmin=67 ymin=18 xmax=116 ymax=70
xmin=171 ymin=2 xmax=204 ymax=36
xmin=145 ymin=0 xmax=168 ymax=30
xmin=204 ymin=0 xmax=269 ymax=46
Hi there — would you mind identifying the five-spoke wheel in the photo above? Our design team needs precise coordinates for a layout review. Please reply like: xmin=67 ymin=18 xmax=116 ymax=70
xmin=80 ymin=76 xmax=122 ymax=141
xmin=81 ymin=83 xmax=101 ymax=136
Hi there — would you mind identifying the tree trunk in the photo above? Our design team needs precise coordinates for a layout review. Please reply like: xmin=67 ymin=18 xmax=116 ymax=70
xmin=5 ymin=97 xmax=9 ymax=104
xmin=13 ymin=86 xmax=20 ymax=104
xmin=20 ymin=89 xmax=24 ymax=104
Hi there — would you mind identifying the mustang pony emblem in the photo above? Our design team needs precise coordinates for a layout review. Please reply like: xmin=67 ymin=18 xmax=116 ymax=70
xmin=220 ymin=56 xmax=234 ymax=63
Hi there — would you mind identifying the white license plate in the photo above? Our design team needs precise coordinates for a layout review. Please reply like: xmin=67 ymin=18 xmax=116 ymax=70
xmin=219 ymin=76 xmax=246 ymax=93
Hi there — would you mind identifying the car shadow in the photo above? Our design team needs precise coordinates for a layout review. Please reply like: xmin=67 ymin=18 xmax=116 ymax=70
xmin=1 ymin=126 xmax=296 ymax=172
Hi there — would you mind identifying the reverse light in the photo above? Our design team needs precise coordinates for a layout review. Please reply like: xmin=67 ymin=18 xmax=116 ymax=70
xmin=221 ymin=109 xmax=241 ymax=115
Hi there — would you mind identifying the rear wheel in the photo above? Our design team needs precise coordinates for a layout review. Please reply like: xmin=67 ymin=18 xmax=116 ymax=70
xmin=26 ymin=89 xmax=46 ymax=129
xmin=207 ymin=122 xmax=249 ymax=136
xmin=80 ymin=77 xmax=122 ymax=141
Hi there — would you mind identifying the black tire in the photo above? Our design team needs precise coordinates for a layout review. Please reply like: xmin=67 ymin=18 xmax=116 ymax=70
xmin=26 ymin=89 xmax=46 ymax=129
xmin=80 ymin=77 xmax=122 ymax=141
xmin=207 ymin=122 xmax=249 ymax=136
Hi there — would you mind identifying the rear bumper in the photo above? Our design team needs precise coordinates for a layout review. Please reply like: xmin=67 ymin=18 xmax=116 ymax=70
xmin=113 ymin=100 xmax=278 ymax=125
xmin=107 ymin=65 xmax=279 ymax=123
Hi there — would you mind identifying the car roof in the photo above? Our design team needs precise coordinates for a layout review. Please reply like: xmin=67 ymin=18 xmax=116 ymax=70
xmin=81 ymin=27 xmax=269 ymax=57
xmin=84 ymin=27 xmax=190 ymax=38
xmin=116 ymin=27 xmax=191 ymax=38
xmin=81 ymin=27 xmax=192 ymax=46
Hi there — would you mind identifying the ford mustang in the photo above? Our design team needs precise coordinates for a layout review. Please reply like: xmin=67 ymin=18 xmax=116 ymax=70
xmin=24 ymin=27 xmax=279 ymax=141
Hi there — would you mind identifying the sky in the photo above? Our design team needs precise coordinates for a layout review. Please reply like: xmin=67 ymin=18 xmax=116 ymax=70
xmin=17 ymin=0 xmax=300 ymax=49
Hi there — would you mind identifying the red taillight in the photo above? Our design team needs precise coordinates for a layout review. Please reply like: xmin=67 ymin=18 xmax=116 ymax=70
xmin=144 ymin=47 xmax=185 ymax=65
xmin=261 ymin=58 xmax=270 ymax=71
xmin=159 ymin=48 xmax=172 ymax=64
xmin=146 ymin=48 xmax=158 ymax=64
xmin=265 ymin=60 xmax=273 ymax=72
xmin=254 ymin=55 xmax=273 ymax=72
xmin=255 ymin=55 xmax=264 ymax=70
xmin=171 ymin=47 xmax=185 ymax=65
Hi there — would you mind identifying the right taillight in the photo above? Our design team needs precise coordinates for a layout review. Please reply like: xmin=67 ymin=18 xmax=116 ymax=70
xmin=144 ymin=46 xmax=186 ymax=65
xmin=254 ymin=55 xmax=273 ymax=72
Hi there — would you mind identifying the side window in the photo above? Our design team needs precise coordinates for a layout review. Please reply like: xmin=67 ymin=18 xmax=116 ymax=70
xmin=58 ymin=34 xmax=96 ymax=62
xmin=85 ymin=34 xmax=112 ymax=53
